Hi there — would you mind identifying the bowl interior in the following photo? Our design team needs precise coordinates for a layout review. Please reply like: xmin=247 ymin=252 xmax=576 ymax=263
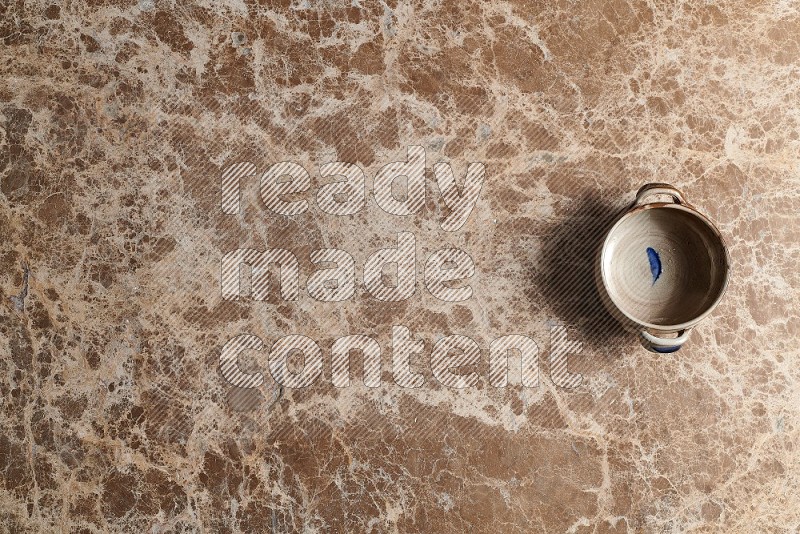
xmin=602 ymin=206 xmax=728 ymax=327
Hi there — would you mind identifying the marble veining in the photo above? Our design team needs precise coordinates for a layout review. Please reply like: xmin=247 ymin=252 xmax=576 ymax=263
xmin=1 ymin=1 xmax=799 ymax=532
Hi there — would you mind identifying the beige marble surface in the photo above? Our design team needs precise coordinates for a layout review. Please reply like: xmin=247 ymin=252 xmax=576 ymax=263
xmin=1 ymin=1 xmax=799 ymax=532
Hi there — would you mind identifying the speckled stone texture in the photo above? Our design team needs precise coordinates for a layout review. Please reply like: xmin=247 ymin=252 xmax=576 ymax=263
xmin=1 ymin=1 xmax=799 ymax=532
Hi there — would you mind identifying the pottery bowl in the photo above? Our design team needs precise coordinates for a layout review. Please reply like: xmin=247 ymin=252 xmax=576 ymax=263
xmin=597 ymin=183 xmax=730 ymax=352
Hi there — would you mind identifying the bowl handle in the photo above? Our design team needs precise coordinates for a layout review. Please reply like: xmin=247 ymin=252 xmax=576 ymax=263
xmin=640 ymin=329 xmax=690 ymax=353
xmin=635 ymin=183 xmax=686 ymax=206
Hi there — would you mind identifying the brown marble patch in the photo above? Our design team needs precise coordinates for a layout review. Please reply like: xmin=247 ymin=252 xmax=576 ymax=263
xmin=1 ymin=0 xmax=799 ymax=532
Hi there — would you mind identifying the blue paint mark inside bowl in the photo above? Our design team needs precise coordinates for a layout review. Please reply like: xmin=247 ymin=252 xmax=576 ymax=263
xmin=646 ymin=247 xmax=662 ymax=284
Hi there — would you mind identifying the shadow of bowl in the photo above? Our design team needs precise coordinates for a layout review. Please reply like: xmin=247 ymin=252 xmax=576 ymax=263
xmin=526 ymin=192 xmax=633 ymax=355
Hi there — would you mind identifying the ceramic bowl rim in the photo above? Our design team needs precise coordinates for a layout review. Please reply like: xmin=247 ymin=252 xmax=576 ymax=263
xmin=599 ymin=202 xmax=731 ymax=331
